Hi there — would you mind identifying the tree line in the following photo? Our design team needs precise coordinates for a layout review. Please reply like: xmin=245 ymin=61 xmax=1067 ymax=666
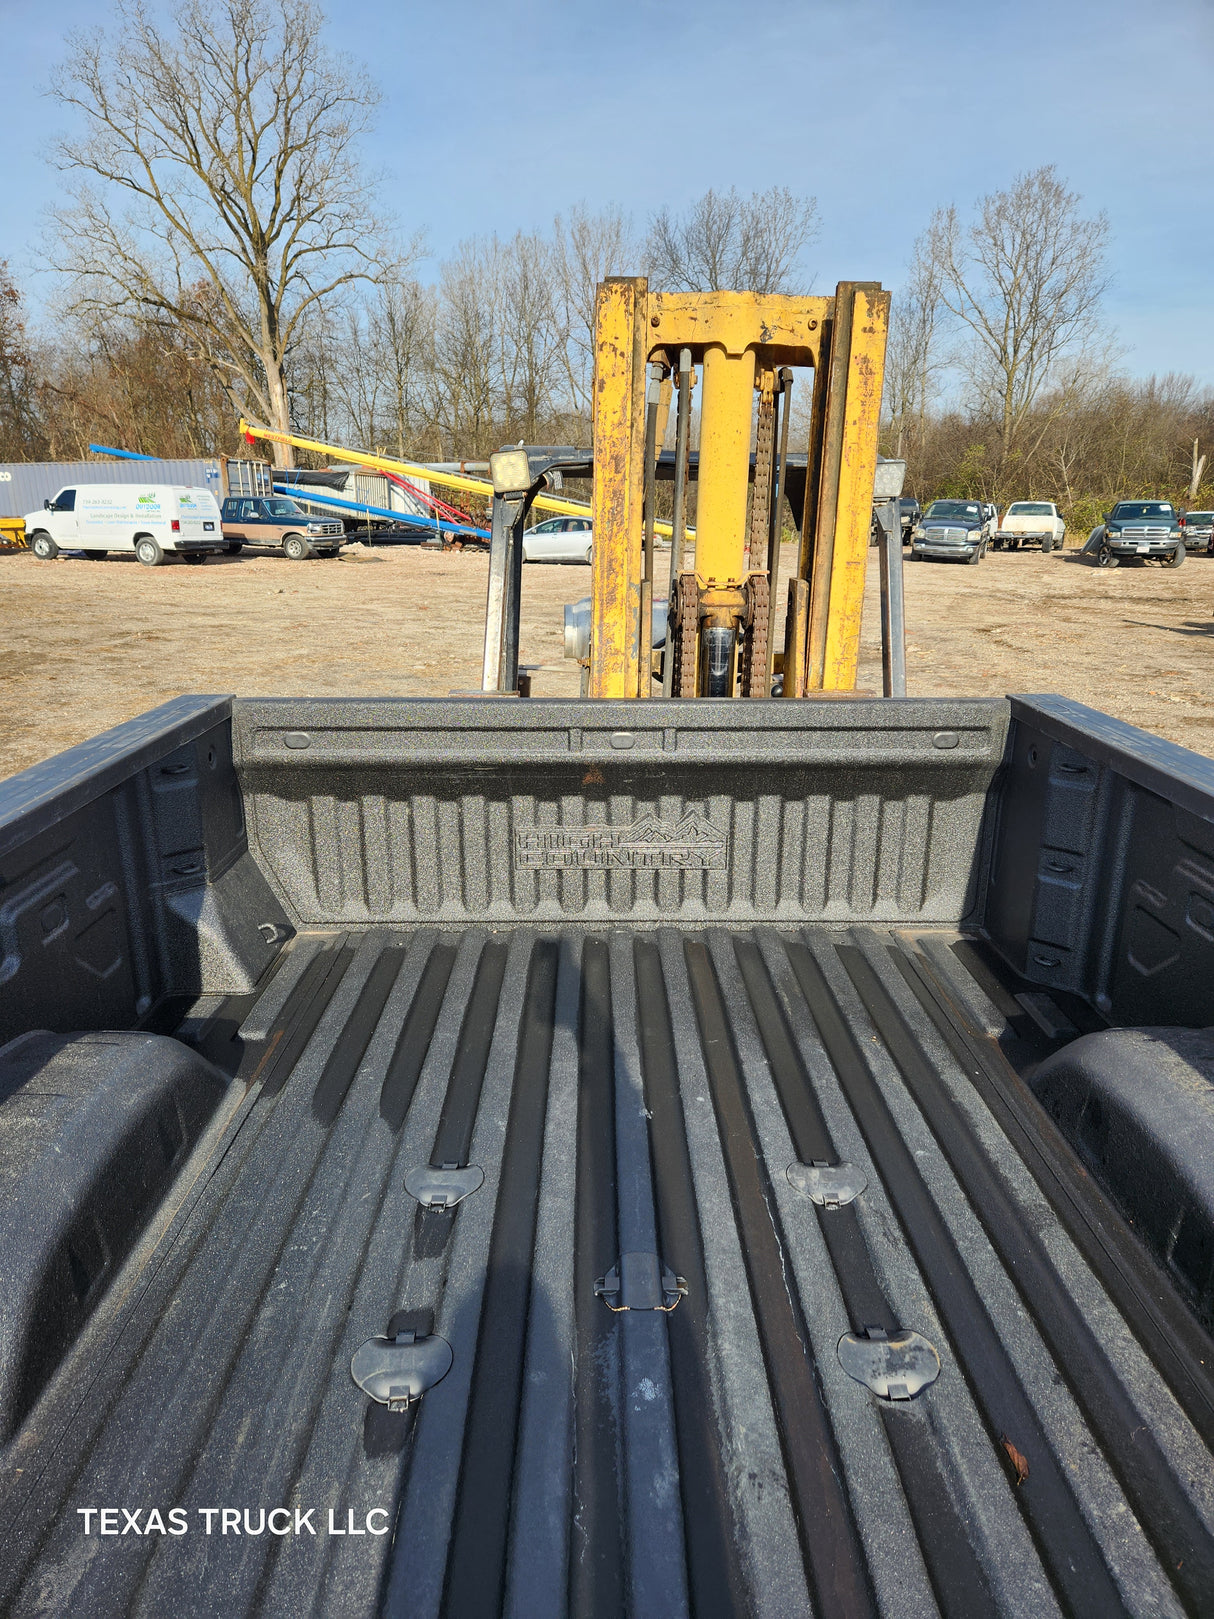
xmin=0 ymin=0 xmax=1208 ymax=534
xmin=881 ymin=166 xmax=1214 ymax=525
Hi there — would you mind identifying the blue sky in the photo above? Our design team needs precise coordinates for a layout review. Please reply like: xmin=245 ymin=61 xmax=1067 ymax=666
xmin=3 ymin=0 xmax=1212 ymax=380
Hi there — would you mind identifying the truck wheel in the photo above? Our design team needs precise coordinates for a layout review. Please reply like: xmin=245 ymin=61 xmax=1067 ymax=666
xmin=225 ymin=542 xmax=243 ymax=555
xmin=1096 ymin=545 xmax=1118 ymax=568
xmin=1166 ymin=542 xmax=1185 ymax=568
xmin=283 ymin=533 xmax=312 ymax=561
xmin=1042 ymin=535 xmax=1054 ymax=554
xmin=967 ymin=545 xmax=983 ymax=564
xmin=182 ymin=552 xmax=207 ymax=564
xmin=135 ymin=535 xmax=164 ymax=567
xmin=30 ymin=531 xmax=58 ymax=560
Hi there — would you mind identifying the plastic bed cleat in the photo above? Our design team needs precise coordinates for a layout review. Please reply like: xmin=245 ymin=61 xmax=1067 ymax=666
xmin=786 ymin=1160 xmax=868 ymax=1208
xmin=350 ymin=1329 xmax=453 ymax=1412
xmin=837 ymin=1327 xmax=940 ymax=1401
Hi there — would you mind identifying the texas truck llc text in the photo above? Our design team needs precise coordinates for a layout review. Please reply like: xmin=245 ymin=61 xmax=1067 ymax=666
xmin=76 ymin=1507 xmax=391 ymax=1536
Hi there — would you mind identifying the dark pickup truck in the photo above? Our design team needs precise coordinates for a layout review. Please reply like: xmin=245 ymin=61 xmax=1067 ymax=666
xmin=1 ymin=692 xmax=1214 ymax=1618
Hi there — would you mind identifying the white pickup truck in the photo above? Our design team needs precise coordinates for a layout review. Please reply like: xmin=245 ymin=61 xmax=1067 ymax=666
xmin=994 ymin=500 xmax=1066 ymax=552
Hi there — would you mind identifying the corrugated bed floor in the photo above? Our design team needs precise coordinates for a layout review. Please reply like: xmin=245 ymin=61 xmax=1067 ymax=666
xmin=4 ymin=926 xmax=1214 ymax=1619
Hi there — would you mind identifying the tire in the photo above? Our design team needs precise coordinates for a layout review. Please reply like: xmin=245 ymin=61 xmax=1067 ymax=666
xmin=1042 ymin=535 xmax=1054 ymax=554
xmin=967 ymin=545 xmax=982 ymax=564
xmin=283 ymin=533 xmax=312 ymax=561
xmin=225 ymin=541 xmax=243 ymax=555
xmin=1166 ymin=542 xmax=1185 ymax=568
xmin=584 ymin=545 xmax=593 ymax=565
xmin=30 ymin=531 xmax=58 ymax=560
xmin=135 ymin=535 xmax=164 ymax=567
xmin=182 ymin=552 xmax=208 ymax=565
xmin=1096 ymin=545 xmax=1119 ymax=569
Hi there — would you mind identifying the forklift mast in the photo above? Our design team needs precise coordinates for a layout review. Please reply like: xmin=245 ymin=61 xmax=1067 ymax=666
xmin=588 ymin=279 xmax=890 ymax=699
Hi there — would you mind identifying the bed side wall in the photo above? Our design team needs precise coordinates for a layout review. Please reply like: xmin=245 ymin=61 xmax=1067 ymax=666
xmin=984 ymin=695 xmax=1214 ymax=1026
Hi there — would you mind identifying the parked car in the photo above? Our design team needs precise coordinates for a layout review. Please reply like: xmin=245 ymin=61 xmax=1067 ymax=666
xmin=994 ymin=501 xmax=1066 ymax=552
xmin=1181 ymin=510 xmax=1214 ymax=553
xmin=899 ymin=497 xmax=921 ymax=539
xmin=1085 ymin=500 xmax=1185 ymax=568
xmin=219 ymin=495 xmax=344 ymax=559
xmin=522 ymin=515 xmax=593 ymax=563
xmin=25 ymin=484 xmax=224 ymax=566
xmin=909 ymin=499 xmax=990 ymax=563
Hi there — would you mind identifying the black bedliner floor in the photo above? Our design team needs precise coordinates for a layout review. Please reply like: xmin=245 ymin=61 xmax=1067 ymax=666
xmin=3 ymin=926 xmax=1214 ymax=1619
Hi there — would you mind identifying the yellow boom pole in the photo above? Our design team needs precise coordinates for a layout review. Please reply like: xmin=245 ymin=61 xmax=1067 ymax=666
xmin=238 ymin=419 xmax=682 ymax=538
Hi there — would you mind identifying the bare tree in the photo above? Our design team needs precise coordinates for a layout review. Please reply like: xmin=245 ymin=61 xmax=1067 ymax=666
xmin=550 ymin=205 xmax=635 ymax=416
xmin=0 ymin=264 xmax=48 ymax=460
xmin=1189 ymin=438 xmax=1207 ymax=501
xmin=429 ymin=239 xmax=501 ymax=458
xmin=40 ymin=308 xmax=239 ymax=459
xmin=926 ymin=167 xmax=1109 ymax=474
xmin=645 ymin=186 xmax=818 ymax=294
xmin=47 ymin=0 xmax=409 ymax=466
xmin=373 ymin=279 xmax=434 ymax=457
xmin=883 ymin=232 xmax=947 ymax=458
xmin=497 ymin=231 xmax=564 ymax=443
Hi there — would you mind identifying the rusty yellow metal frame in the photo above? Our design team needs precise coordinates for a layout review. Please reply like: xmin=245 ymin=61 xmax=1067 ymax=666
xmin=820 ymin=287 xmax=889 ymax=689
xmin=588 ymin=280 xmax=647 ymax=698
xmin=586 ymin=280 xmax=889 ymax=699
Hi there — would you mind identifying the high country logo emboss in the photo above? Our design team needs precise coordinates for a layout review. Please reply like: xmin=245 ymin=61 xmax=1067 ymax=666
xmin=515 ymin=813 xmax=728 ymax=871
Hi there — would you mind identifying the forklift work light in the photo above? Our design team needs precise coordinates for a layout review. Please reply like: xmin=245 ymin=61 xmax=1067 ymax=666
xmin=489 ymin=449 xmax=532 ymax=496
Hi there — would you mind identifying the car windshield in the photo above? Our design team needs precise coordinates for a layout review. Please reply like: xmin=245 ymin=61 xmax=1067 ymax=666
xmin=265 ymin=499 xmax=304 ymax=517
xmin=1186 ymin=512 xmax=1214 ymax=523
xmin=1008 ymin=503 xmax=1052 ymax=515
xmin=1113 ymin=503 xmax=1173 ymax=519
xmin=926 ymin=501 xmax=980 ymax=518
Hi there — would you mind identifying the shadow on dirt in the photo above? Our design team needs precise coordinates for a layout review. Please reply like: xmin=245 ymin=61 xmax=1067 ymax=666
xmin=1120 ymin=619 xmax=1214 ymax=637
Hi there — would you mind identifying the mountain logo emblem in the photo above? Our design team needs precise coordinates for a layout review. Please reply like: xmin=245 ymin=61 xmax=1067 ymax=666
xmin=515 ymin=812 xmax=727 ymax=870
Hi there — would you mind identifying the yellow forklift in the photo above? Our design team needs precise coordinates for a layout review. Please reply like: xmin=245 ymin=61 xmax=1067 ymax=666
xmin=483 ymin=276 xmax=901 ymax=703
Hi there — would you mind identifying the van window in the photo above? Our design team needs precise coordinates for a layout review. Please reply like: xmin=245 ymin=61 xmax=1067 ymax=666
xmin=54 ymin=490 xmax=76 ymax=512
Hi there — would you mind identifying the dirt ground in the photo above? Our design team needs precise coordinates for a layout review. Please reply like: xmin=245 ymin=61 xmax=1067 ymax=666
xmin=2 ymin=537 xmax=1213 ymax=779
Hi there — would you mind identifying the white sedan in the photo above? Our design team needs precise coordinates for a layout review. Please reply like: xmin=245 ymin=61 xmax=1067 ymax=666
xmin=522 ymin=515 xmax=593 ymax=563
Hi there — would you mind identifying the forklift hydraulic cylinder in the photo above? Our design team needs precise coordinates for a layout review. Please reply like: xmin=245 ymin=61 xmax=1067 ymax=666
xmin=695 ymin=345 xmax=756 ymax=586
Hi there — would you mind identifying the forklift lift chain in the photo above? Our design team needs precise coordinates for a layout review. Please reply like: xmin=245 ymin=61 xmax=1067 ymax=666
xmin=673 ymin=573 xmax=700 ymax=697
xmin=741 ymin=573 xmax=770 ymax=697
xmin=748 ymin=370 xmax=777 ymax=569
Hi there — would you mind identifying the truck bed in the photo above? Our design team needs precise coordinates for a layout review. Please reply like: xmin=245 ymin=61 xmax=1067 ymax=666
xmin=2 ymin=696 xmax=1214 ymax=1616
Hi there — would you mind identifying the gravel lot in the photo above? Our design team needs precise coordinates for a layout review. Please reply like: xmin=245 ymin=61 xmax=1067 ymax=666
xmin=2 ymin=538 xmax=1212 ymax=779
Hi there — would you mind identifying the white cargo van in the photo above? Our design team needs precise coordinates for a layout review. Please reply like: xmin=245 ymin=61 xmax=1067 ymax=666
xmin=24 ymin=484 xmax=225 ymax=566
